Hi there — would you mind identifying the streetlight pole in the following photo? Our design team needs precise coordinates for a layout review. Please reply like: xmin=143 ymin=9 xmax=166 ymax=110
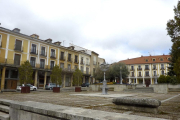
xmin=100 ymin=62 xmax=109 ymax=95
xmin=120 ymin=66 xmax=122 ymax=84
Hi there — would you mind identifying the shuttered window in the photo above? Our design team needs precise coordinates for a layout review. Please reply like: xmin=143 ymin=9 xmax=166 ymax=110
xmin=30 ymin=57 xmax=36 ymax=67
xmin=40 ymin=59 xmax=45 ymax=69
xmin=15 ymin=40 xmax=22 ymax=51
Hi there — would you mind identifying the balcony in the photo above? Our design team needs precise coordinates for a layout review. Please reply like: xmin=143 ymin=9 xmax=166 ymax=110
xmin=145 ymin=67 xmax=149 ymax=70
xmin=153 ymin=67 xmax=156 ymax=70
xmin=62 ymin=68 xmax=74 ymax=73
xmin=130 ymin=68 xmax=134 ymax=71
xmin=138 ymin=75 xmax=142 ymax=77
xmin=40 ymin=51 xmax=47 ymax=57
xmin=30 ymin=49 xmax=38 ymax=55
xmin=145 ymin=74 xmax=150 ymax=77
xmin=74 ymin=59 xmax=79 ymax=64
xmin=80 ymin=61 xmax=85 ymax=65
xmin=83 ymin=71 xmax=91 ymax=76
xmin=67 ymin=58 xmax=73 ymax=62
xmin=93 ymin=61 xmax=97 ymax=65
xmin=160 ymin=67 xmax=165 ymax=70
xmin=86 ymin=63 xmax=90 ymax=66
xmin=50 ymin=54 xmax=56 ymax=59
xmin=137 ymin=68 xmax=142 ymax=70
xmin=60 ymin=56 xmax=65 ymax=61
xmin=14 ymin=44 xmax=23 ymax=52
xmin=131 ymin=75 xmax=135 ymax=77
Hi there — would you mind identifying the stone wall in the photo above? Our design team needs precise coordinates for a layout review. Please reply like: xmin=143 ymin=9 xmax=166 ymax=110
xmin=90 ymin=84 xmax=127 ymax=92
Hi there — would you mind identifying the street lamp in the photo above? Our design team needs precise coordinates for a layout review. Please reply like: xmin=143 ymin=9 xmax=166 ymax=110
xmin=100 ymin=62 xmax=109 ymax=95
xmin=120 ymin=66 xmax=122 ymax=84
xmin=155 ymin=74 xmax=159 ymax=84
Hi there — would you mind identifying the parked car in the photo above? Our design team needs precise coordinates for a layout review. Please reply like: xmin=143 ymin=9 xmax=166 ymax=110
xmin=81 ymin=83 xmax=89 ymax=87
xmin=45 ymin=83 xmax=60 ymax=90
xmin=16 ymin=84 xmax=37 ymax=91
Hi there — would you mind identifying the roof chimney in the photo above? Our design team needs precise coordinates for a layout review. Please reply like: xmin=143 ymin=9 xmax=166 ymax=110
xmin=54 ymin=41 xmax=61 ymax=46
xmin=141 ymin=55 xmax=143 ymax=57
xmin=30 ymin=34 xmax=39 ymax=39
xmin=12 ymin=28 xmax=20 ymax=33
xmin=45 ymin=38 xmax=52 ymax=43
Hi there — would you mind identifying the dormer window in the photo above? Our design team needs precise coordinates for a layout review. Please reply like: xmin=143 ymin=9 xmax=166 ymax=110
xmin=160 ymin=58 xmax=163 ymax=61
xmin=168 ymin=57 xmax=171 ymax=61
xmin=152 ymin=58 xmax=155 ymax=61
xmin=145 ymin=59 xmax=148 ymax=62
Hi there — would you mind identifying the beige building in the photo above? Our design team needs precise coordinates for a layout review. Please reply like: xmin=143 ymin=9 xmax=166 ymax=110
xmin=0 ymin=26 xmax=105 ymax=90
xmin=119 ymin=55 xmax=171 ymax=86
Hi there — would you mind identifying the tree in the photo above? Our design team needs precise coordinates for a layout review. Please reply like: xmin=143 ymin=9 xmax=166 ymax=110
xmin=73 ymin=68 xmax=83 ymax=86
xmin=94 ymin=66 xmax=104 ymax=81
xmin=166 ymin=1 xmax=180 ymax=81
xmin=18 ymin=61 xmax=33 ymax=85
xmin=50 ymin=65 xmax=62 ymax=87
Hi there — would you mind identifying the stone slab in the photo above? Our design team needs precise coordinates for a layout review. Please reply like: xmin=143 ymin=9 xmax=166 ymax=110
xmin=0 ymin=104 xmax=9 ymax=113
xmin=0 ymin=111 xmax=9 ymax=120
xmin=71 ymin=93 xmax=134 ymax=98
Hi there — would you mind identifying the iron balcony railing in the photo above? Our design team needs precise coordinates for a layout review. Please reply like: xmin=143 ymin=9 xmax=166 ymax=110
xmin=153 ymin=67 xmax=156 ymax=70
xmin=74 ymin=59 xmax=79 ymax=64
xmin=138 ymin=75 xmax=142 ymax=77
xmin=80 ymin=61 xmax=85 ymax=65
xmin=86 ymin=62 xmax=90 ymax=66
xmin=93 ymin=61 xmax=97 ymax=65
xmin=83 ymin=71 xmax=90 ymax=75
xmin=130 ymin=68 xmax=134 ymax=71
xmin=30 ymin=49 xmax=38 ymax=55
xmin=14 ymin=44 xmax=23 ymax=52
xmin=40 ymin=51 xmax=47 ymax=57
xmin=50 ymin=53 xmax=56 ymax=59
xmin=145 ymin=67 xmax=149 ymax=70
xmin=60 ymin=56 xmax=66 ymax=61
xmin=160 ymin=67 xmax=165 ymax=70
xmin=137 ymin=68 xmax=142 ymax=70
xmin=67 ymin=58 xmax=73 ymax=62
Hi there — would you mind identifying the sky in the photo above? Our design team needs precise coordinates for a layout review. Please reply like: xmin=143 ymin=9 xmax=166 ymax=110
xmin=0 ymin=0 xmax=177 ymax=63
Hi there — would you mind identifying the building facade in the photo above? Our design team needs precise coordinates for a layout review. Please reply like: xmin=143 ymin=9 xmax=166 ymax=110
xmin=0 ymin=27 xmax=104 ymax=90
xmin=119 ymin=55 xmax=171 ymax=85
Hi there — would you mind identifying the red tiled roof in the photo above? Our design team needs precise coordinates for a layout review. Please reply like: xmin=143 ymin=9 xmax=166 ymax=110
xmin=119 ymin=55 xmax=171 ymax=65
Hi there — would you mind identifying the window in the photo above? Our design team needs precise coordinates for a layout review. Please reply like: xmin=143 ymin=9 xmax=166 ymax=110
xmin=86 ymin=67 xmax=89 ymax=74
xmin=93 ymin=56 xmax=96 ymax=65
xmin=145 ymin=59 xmax=148 ymax=62
xmin=81 ymin=66 xmax=84 ymax=72
xmin=14 ymin=40 xmax=22 ymax=51
xmin=68 ymin=64 xmax=71 ymax=70
xmin=162 ymin=70 xmax=164 ymax=75
xmin=40 ymin=59 xmax=45 ymax=69
xmin=168 ymin=57 xmax=171 ymax=61
xmin=138 ymin=65 xmax=141 ymax=70
xmin=30 ymin=57 xmax=36 ymax=67
xmin=31 ymin=44 xmax=36 ymax=54
xmin=14 ymin=54 xmax=21 ymax=65
xmin=75 ymin=55 xmax=78 ymax=63
xmin=153 ymin=64 xmax=156 ymax=69
xmin=86 ymin=58 xmax=89 ymax=65
xmin=51 ymin=49 xmax=55 ymax=58
xmin=74 ymin=65 xmax=78 ymax=70
xmin=10 ymin=70 xmax=18 ymax=78
xmin=145 ymin=65 xmax=149 ymax=70
xmin=68 ymin=54 xmax=71 ymax=61
xmin=60 ymin=52 xmax=64 ymax=60
xmin=138 ymin=72 xmax=141 ymax=76
xmin=160 ymin=58 xmax=163 ymax=61
xmin=145 ymin=71 xmax=149 ymax=76
xmin=154 ymin=71 xmax=156 ymax=76
xmin=153 ymin=58 xmax=155 ymax=61
xmin=60 ymin=63 xmax=64 ymax=69
xmin=41 ymin=46 xmax=46 ymax=56
xmin=131 ymin=72 xmax=134 ymax=76
xmin=161 ymin=64 xmax=164 ymax=69
xmin=81 ymin=57 xmax=84 ymax=64
xmin=131 ymin=66 xmax=134 ymax=70
xmin=50 ymin=61 xmax=55 ymax=69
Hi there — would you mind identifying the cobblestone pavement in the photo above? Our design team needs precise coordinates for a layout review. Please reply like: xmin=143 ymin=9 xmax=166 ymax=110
xmin=0 ymin=91 xmax=180 ymax=120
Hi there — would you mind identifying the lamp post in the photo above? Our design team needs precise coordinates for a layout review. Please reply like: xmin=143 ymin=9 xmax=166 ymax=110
xmin=120 ymin=66 xmax=122 ymax=84
xmin=155 ymin=74 xmax=159 ymax=84
xmin=100 ymin=62 xmax=109 ymax=95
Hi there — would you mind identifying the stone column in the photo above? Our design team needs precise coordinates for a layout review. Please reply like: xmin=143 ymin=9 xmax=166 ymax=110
xmin=34 ymin=70 xmax=38 ymax=87
xmin=151 ymin=78 xmax=153 ymax=85
xmin=143 ymin=78 xmax=145 ymax=85
xmin=88 ymin=77 xmax=91 ymax=84
xmin=43 ymin=72 xmax=47 ymax=89
xmin=63 ymin=74 xmax=66 ymax=88
xmin=129 ymin=78 xmax=130 ymax=83
xmin=1 ymin=67 xmax=6 ymax=90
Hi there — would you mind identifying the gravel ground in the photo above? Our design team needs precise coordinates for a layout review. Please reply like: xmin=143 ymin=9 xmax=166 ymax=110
xmin=0 ymin=91 xmax=179 ymax=120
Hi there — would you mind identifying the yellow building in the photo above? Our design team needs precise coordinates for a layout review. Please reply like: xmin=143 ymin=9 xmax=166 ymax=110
xmin=0 ymin=27 xmax=104 ymax=90
xmin=119 ymin=55 xmax=171 ymax=86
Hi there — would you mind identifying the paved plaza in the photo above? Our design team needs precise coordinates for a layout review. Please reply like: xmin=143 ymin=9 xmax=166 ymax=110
xmin=0 ymin=90 xmax=180 ymax=119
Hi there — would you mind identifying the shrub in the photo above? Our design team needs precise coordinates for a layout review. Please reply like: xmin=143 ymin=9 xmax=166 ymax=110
xmin=158 ymin=75 xmax=166 ymax=83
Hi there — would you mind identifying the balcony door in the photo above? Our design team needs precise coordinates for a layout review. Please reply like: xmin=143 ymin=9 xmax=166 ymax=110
xmin=51 ymin=49 xmax=55 ymax=57
xmin=50 ymin=61 xmax=55 ymax=69
xmin=41 ymin=46 xmax=45 ymax=56
xmin=30 ymin=57 xmax=36 ymax=67
xmin=60 ymin=52 xmax=64 ymax=59
xmin=40 ymin=59 xmax=45 ymax=69
xmin=15 ymin=40 xmax=22 ymax=51
xmin=14 ymin=54 xmax=21 ymax=65
xmin=31 ymin=44 xmax=36 ymax=53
